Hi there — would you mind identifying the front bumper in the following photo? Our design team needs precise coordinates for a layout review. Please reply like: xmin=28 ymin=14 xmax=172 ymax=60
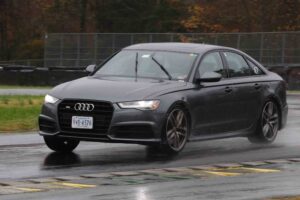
xmin=39 ymin=101 xmax=165 ymax=144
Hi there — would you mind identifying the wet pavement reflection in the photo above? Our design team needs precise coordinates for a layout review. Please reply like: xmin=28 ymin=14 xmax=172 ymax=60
xmin=43 ymin=152 xmax=81 ymax=167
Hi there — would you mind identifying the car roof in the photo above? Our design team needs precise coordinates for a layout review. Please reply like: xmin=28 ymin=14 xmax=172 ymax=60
xmin=123 ymin=42 xmax=234 ymax=54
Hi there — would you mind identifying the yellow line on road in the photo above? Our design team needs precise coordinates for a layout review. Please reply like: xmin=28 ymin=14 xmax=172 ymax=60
xmin=239 ymin=167 xmax=280 ymax=173
xmin=53 ymin=182 xmax=97 ymax=189
xmin=15 ymin=187 xmax=43 ymax=192
xmin=203 ymin=171 xmax=241 ymax=177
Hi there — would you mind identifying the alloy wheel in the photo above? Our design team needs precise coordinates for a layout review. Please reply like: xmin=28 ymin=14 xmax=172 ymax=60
xmin=166 ymin=108 xmax=188 ymax=151
xmin=261 ymin=101 xmax=279 ymax=141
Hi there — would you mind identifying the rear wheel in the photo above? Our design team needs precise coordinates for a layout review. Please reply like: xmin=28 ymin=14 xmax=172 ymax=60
xmin=161 ymin=106 xmax=189 ymax=154
xmin=248 ymin=100 xmax=279 ymax=144
xmin=44 ymin=136 xmax=80 ymax=153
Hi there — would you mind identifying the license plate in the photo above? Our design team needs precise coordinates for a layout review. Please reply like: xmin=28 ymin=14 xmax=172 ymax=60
xmin=71 ymin=116 xmax=93 ymax=129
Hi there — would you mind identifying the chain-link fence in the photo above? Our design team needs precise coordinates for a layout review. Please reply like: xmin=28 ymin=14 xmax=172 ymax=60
xmin=44 ymin=32 xmax=300 ymax=68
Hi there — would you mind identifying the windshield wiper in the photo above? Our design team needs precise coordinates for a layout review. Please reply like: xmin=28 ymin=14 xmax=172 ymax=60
xmin=151 ymin=55 xmax=172 ymax=80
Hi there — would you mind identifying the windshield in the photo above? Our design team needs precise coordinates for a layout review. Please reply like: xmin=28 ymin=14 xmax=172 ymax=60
xmin=94 ymin=50 xmax=198 ymax=80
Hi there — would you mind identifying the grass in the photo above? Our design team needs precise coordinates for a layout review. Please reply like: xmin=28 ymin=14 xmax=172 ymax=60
xmin=0 ymin=95 xmax=44 ymax=133
xmin=0 ymin=85 xmax=51 ymax=89
xmin=287 ymin=90 xmax=300 ymax=94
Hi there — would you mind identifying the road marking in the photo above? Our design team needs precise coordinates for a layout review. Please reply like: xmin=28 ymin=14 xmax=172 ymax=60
xmin=158 ymin=174 xmax=192 ymax=180
xmin=163 ymin=167 xmax=191 ymax=173
xmin=15 ymin=187 xmax=44 ymax=192
xmin=111 ymin=171 xmax=141 ymax=176
xmin=239 ymin=167 xmax=280 ymax=173
xmin=288 ymin=158 xmax=300 ymax=162
xmin=265 ymin=159 xmax=290 ymax=164
xmin=266 ymin=195 xmax=300 ymax=200
xmin=240 ymin=161 xmax=268 ymax=166
xmin=1 ymin=158 xmax=295 ymax=196
xmin=0 ymin=187 xmax=26 ymax=195
xmin=81 ymin=173 xmax=113 ymax=178
xmin=54 ymin=176 xmax=83 ymax=181
xmin=27 ymin=178 xmax=57 ymax=183
xmin=203 ymin=170 xmax=241 ymax=177
xmin=140 ymin=169 xmax=167 ymax=175
xmin=188 ymin=165 xmax=217 ymax=170
xmin=213 ymin=163 xmax=242 ymax=168
xmin=53 ymin=182 xmax=97 ymax=189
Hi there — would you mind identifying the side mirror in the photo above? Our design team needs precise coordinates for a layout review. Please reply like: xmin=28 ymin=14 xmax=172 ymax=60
xmin=195 ymin=71 xmax=222 ymax=84
xmin=85 ymin=64 xmax=96 ymax=73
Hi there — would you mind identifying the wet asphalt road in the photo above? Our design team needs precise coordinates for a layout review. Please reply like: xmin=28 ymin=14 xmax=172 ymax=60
xmin=2 ymin=164 xmax=300 ymax=200
xmin=0 ymin=95 xmax=300 ymax=199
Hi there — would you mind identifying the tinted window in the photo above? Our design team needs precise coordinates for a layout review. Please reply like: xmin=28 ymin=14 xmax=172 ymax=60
xmin=224 ymin=52 xmax=252 ymax=77
xmin=247 ymin=59 xmax=264 ymax=75
xmin=198 ymin=52 xmax=225 ymax=77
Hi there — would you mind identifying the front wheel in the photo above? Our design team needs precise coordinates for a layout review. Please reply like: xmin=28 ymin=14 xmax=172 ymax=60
xmin=44 ymin=136 xmax=80 ymax=153
xmin=161 ymin=106 xmax=190 ymax=154
xmin=248 ymin=101 xmax=279 ymax=144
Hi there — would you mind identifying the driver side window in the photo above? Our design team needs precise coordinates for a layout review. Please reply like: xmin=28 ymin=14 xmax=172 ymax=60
xmin=198 ymin=52 xmax=225 ymax=77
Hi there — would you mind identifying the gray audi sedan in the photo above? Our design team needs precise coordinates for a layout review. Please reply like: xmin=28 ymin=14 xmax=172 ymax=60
xmin=39 ymin=43 xmax=288 ymax=154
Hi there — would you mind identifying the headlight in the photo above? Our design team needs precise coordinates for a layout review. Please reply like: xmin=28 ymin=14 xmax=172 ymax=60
xmin=45 ymin=94 xmax=59 ymax=104
xmin=118 ymin=100 xmax=160 ymax=110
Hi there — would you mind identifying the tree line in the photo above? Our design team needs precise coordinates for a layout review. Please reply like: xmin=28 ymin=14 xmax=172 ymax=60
xmin=0 ymin=0 xmax=299 ymax=61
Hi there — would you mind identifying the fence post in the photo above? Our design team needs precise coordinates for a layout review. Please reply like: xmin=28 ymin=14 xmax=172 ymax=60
xmin=60 ymin=34 xmax=64 ymax=67
xmin=44 ymin=34 xmax=48 ymax=68
xmin=130 ymin=34 xmax=134 ymax=44
xmin=149 ymin=34 xmax=153 ymax=42
xmin=281 ymin=33 xmax=286 ymax=64
xmin=170 ymin=33 xmax=174 ymax=42
xmin=76 ymin=35 xmax=80 ymax=67
xmin=112 ymin=33 xmax=116 ymax=52
xmin=214 ymin=35 xmax=218 ymax=45
xmin=94 ymin=34 xmax=98 ymax=63
xmin=259 ymin=33 xmax=264 ymax=63
xmin=237 ymin=34 xmax=241 ymax=49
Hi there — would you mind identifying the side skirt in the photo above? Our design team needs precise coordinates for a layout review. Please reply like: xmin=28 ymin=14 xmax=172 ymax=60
xmin=188 ymin=127 xmax=254 ymax=142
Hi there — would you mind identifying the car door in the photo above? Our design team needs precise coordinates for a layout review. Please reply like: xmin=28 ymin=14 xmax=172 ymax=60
xmin=189 ymin=51 xmax=235 ymax=136
xmin=221 ymin=51 xmax=264 ymax=131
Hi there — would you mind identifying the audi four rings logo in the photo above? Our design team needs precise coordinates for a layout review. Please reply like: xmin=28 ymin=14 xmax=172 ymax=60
xmin=74 ymin=103 xmax=95 ymax=111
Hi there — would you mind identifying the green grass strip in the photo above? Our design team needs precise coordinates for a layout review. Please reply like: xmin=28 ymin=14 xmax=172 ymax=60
xmin=0 ymin=95 xmax=44 ymax=133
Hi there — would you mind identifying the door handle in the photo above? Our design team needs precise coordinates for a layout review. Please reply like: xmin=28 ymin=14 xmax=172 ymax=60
xmin=254 ymin=83 xmax=261 ymax=90
xmin=225 ymin=87 xmax=233 ymax=93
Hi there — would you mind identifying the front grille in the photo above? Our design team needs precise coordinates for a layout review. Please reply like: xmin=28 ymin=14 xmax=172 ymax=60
xmin=58 ymin=100 xmax=114 ymax=137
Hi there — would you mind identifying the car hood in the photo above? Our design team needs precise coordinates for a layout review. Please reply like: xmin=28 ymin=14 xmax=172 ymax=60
xmin=50 ymin=76 xmax=189 ymax=102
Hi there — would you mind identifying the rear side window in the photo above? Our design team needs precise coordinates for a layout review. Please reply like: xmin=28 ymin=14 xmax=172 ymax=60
xmin=246 ymin=59 xmax=265 ymax=75
xmin=198 ymin=52 xmax=225 ymax=77
xmin=224 ymin=52 xmax=252 ymax=77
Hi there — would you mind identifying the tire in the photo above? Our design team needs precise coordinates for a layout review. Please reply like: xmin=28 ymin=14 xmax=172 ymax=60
xmin=44 ymin=136 xmax=80 ymax=153
xmin=248 ymin=100 xmax=280 ymax=144
xmin=160 ymin=106 xmax=190 ymax=155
